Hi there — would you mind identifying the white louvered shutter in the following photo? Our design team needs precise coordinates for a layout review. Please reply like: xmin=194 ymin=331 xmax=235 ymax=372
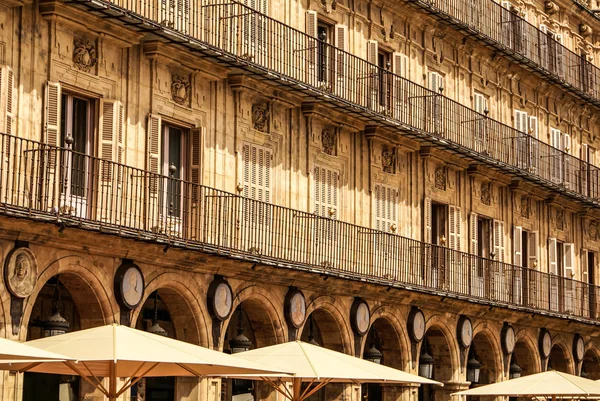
xmin=243 ymin=143 xmax=272 ymax=227
xmin=493 ymin=220 xmax=505 ymax=262
xmin=314 ymin=165 xmax=339 ymax=219
xmin=43 ymin=81 xmax=61 ymax=210
xmin=374 ymin=183 xmax=398 ymax=233
xmin=539 ymin=24 xmax=549 ymax=69
xmin=528 ymin=116 xmax=538 ymax=172
xmin=551 ymin=128 xmax=562 ymax=183
xmin=367 ymin=40 xmax=379 ymax=108
xmin=428 ymin=72 xmax=444 ymax=134
xmin=501 ymin=1 xmax=512 ymax=46
xmin=514 ymin=226 xmax=523 ymax=267
xmin=190 ymin=127 xmax=202 ymax=204
xmin=306 ymin=11 xmax=318 ymax=79
xmin=147 ymin=114 xmax=162 ymax=196
xmin=0 ymin=66 xmax=14 ymax=138
xmin=564 ymin=243 xmax=575 ymax=279
xmin=582 ymin=250 xmax=589 ymax=283
xmin=528 ymin=231 xmax=539 ymax=268
xmin=424 ymin=197 xmax=432 ymax=243
xmin=470 ymin=213 xmax=478 ymax=254
xmin=474 ymin=92 xmax=486 ymax=152
xmin=548 ymin=238 xmax=558 ymax=274
xmin=582 ymin=143 xmax=589 ymax=195
xmin=564 ymin=133 xmax=572 ymax=188
xmin=392 ymin=52 xmax=409 ymax=120
xmin=334 ymin=24 xmax=348 ymax=97
xmin=98 ymin=100 xmax=120 ymax=182
xmin=448 ymin=205 xmax=461 ymax=251
xmin=555 ymin=33 xmax=564 ymax=78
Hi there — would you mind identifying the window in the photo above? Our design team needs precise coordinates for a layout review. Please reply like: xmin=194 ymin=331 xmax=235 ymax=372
xmin=60 ymin=93 xmax=94 ymax=216
xmin=313 ymin=165 xmax=340 ymax=267
xmin=240 ymin=0 xmax=268 ymax=61
xmin=374 ymin=183 xmax=398 ymax=233
xmin=581 ymin=143 xmax=597 ymax=197
xmin=469 ymin=213 xmax=504 ymax=298
xmin=513 ymin=227 xmax=539 ymax=305
xmin=580 ymin=50 xmax=595 ymax=95
xmin=391 ymin=52 xmax=409 ymax=120
xmin=514 ymin=110 xmax=538 ymax=172
xmin=582 ymin=250 xmax=597 ymax=317
xmin=428 ymin=71 xmax=444 ymax=135
xmin=161 ymin=125 xmax=186 ymax=218
xmin=550 ymin=128 xmax=571 ymax=186
xmin=242 ymin=143 xmax=272 ymax=229
xmin=377 ymin=49 xmax=391 ymax=108
xmin=501 ymin=2 xmax=526 ymax=54
xmin=548 ymin=238 xmax=575 ymax=313
xmin=473 ymin=92 xmax=489 ymax=154
xmin=316 ymin=23 xmax=332 ymax=84
xmin=539 ymin=25 xmax=565 ymax=78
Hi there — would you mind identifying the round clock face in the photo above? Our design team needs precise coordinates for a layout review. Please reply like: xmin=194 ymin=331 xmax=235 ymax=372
xmin=121 ymin=266 xmax=144 ymax=308
xmin=409 ymin=309 xmax=426 ymax=343
xmin=503 ymin=325 xmax=516 ymax=355
xmin=575 ymin=336 xmax=585 ymax=362
xmin=213 ymin=282 xmax=233 ymax=320
xmin=541 ymin=330 xmax=552 ymax=358
xmin=459 ymin=317 xmax=473 ymax=348
xmin=288 ymin=291 xmax=306 ymax=328
xmin=355 ymin=302 xmax=370 ymax=336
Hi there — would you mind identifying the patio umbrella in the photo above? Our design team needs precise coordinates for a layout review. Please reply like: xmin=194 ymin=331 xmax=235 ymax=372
xmin=233 ymin=340 xmax=442 ymax=401
xmin=0 ymin=336 xmax=69 ymax=361
xmin=453 ymin=370 xmax=600 ymax=399
xmin=0 ymin=324 xmax=289 ymax=401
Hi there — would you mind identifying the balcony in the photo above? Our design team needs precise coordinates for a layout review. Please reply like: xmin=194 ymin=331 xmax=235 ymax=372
xmin=60 ymin=0 xmax=600 ymax=207
xmin=0 ymin=132 xmax=599 ymax=322
xmin=404 ymin=0 xmax=600 ymax=107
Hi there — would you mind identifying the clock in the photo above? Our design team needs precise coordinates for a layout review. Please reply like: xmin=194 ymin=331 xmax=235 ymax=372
xmin=285 ymin=288 xmax=306 ymax=328
xmin=351 ymin=299 xmax=370 ymax=336
xmin=573 ymin=334 xmax=585 ymax=362
xmin=539 ymin=329 xmax=552 ymax=359
xmin=114 ymin=262 xmax=145 ymax=310
xmin=408 ymin=308 xmax=426 ymax=343
xmin=501 ymin=324 xmax=516 ymax=355
xmin=457 ymin=316 xmax=473 ymax=349
xmin=207 ymin=277 xmax=233 ymax=321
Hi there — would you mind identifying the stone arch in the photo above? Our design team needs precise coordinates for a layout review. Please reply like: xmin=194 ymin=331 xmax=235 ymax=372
xmin=300 ymin=295 xmax=353 ymax=354
xmin=131 ymin=272 xmax=211 ymax=347
xmin=365 ymin=306 xmax=411 ymax=371
xmin=471 ymin=327 xmax=503 ymax=384
xmin=21 ymin=254 xmax=116 ymax=339
xmin=513 ymin=330 xmax=541 ymax=376
xmin=421 ymin=314 xmax=460 ymax=382
xmin=549 ymin=335 xmax=574 ymax=374
xmin=220 ymin=284 xmax=287 ymax=350
xmin=582 ymin=344 xmax=600 ymax=379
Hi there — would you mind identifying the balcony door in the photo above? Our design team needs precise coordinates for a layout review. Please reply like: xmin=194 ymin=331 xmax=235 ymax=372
xmin=513 ymin=227 xmax=539 ymax=306
xmin=539 ymin=25 xmax=565 ymax=79
xmin=160 ymin=125 xmax=185 ymax=234
xmin=60 ymin=93 xmax=94 ymax=218
xmin=312 ymin=165 xmax=340 ymax=268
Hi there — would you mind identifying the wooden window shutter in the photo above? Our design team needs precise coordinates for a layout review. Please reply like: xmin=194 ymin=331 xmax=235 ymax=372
xmin=306 ymin=10 xmax=317 ymax=67
xmin=334 ymin=24 xmax=348 ymax=96
xmin=582 ymin=250 xmax=589 ymax=283
xmin=470 ymin=212 xmax=478 ymax=254
xmin=528 ymin=231 xmax=539 ymax=268
xmin=529 ymin=116 xmax=539 ymax=172
xmin=564 ymin=243 xmax=575 ymax=279
xmin=424 ymin=197 xmax=432 ymax=243
xmin=366 ymin=40 xmax=378 ymax=64
xmin=147 ymin=114 xmax=162 ymax=194
xmin=449 ymin=205 xmax=461 ymax=251
xmin=190 ymin=127 xmax=202 ymax=203
xmin=99 ymin=99 xmax=120 ymax=182
xmin=44 ymin=82 xmax=61 ymax=169
xmin=117 ymin=103 xmax=124 ymax=167
xmin=0 ymin=66 xmax=14 ymax=137
xmin=374 ymin=184 xmax=397 ymax=233
xmin=374 ymin=184 xmax=381 ymax=231
xmin=493 ymin=219 xmax=505 ymax=262
xmin=392 ymin=52 xmax=408 ymax=78
xmin=314 ymin=165 xmax=339 ymax=219
xmin=548 ymin=237 xmax=558 ymax=274
xmin=513 ymin=226 xmax=523 ymax=267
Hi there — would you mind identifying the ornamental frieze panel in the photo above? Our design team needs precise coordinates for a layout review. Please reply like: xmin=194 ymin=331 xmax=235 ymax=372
xmin=73 ymin=38 xmax=98 ymax=73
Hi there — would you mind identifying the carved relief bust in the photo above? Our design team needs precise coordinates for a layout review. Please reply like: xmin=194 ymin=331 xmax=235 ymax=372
xmin=252 ymin=103 xmax=269 ymax=132
xmin=521 ymin=197 xmax=530 ymax=218
xmin=322 ymin=128 xmax=337 ymax=156
xmin=382 ymin=149 xmax=396 ymax=174
xmin=481 ymin=182 xmax=491 ymax=205
xmin=73 ymin=39 xmax=98 ymax=73
xmin=5 ymin=247 xmax=37 ymax=298
xmin=556 ymin=209 xmax=565 ymax=231
xmin=171 ymin=75 xmax=190 ymax=105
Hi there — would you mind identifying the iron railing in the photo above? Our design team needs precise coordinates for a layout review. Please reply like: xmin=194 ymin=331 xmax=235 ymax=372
xmin=63 ymin=0 xmax=600 ymax=206
xmin=0 ymin=132 xmax=599 ymax=321
xmin=406 ymin=0 xmax=600 ymax=106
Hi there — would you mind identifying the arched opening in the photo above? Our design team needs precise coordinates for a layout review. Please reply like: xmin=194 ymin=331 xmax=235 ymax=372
xmin=511 ymin=340 xmax=537 ymax=377
xmin=418 ymin=327 xmax=454 ymax=401
xmin=361 ymin=318 xmax=404 ymax=401
xmin=23 ymin=274 xmax=104 ymax=401
xmin=300 ymin=309 xmax=346 ymax=401
xmin=466 ymin=332 xmax=500 ymax=401
xmin=133 ymin=288 xmax=201 ymax=401
xmin=581 ymin=349 xmax=600 ymax=379
xmin=548 ymin=345 xmax=569 ymax=373
xmin=222 ymin=298 xmax=278 ymax=401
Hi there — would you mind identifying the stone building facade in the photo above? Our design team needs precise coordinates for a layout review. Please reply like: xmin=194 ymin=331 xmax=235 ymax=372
xmin=1 ymin=0 xmax=600 ymax=400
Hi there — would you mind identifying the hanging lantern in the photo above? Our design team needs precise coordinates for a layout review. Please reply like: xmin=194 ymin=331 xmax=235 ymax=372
xmin=147 ymin=292 xmax=168 ymax=337
xmin=229 ymin=305 xmax=251 ymax=353
xmin=364 ymin=344 xmax=383 ymax=364
xmin=42 ymin=277 xmax=69 ymax=337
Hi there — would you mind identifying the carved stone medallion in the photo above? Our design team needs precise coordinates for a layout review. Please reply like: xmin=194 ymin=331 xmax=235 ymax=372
xmin=171 ymin=75 xmax=190 ymax=105
xmin=73 ymin=39 xmax=98 ymax=73
xmin=252 ymin=103 xmax=269 ymax=132
xmin=322 ymin=129 xmax=337 ymax=156
xmin=5 ymin=247 xmax=37 ymax=298
xmin=382 ymin=149 xmax=396 ymax=174
xmin=435 ymin=168 xmax=446 ymax=190
xmin=481 ymin=182 xmax=491 ymax=205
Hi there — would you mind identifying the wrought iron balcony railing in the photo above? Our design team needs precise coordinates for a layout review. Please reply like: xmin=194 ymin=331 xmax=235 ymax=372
xmin=406 ymin=0 xmax=600 ymax=107
xmin=0 ymin=132 xmax=599 ymax=322
xmin=65 ymin=0 xmax=600 ymax=206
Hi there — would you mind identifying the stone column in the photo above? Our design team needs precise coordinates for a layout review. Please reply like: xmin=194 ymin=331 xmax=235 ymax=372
xmin=433 ymin=381 xmax=469 ymax=401
xmin=382 ymin=383 xmax=419 ymax=401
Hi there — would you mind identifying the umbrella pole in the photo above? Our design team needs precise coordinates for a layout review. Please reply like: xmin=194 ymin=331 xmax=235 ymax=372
xmin=292 ymin=377 xmax=302 ymax=401
xmin=109 ymin=361 xmax=117 ymax=401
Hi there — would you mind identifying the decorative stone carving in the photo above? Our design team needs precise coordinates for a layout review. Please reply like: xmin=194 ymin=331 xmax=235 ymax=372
xmin=435 ymin=168 xmax=446 ymax=190
xmin=252 ymin=103 xmax=269 ymax=132
xmin=481 ymin=182 xmax=491 ymax=205
xmin=4 ymin=247 xmax=37 ymax=298
xmin=171 ymin=75 xmax=190 ymax=105
xmin=544 ymin=1 xmax=559 ymax=14
xmin=73 ymin=39 xmax=97 ymax=73
xmin=322 ymin=129 xmax=337 ymax=156
xmin=580 ymin=24 xmax=593 ymax=37
xmin=556 ymin=208 xmax=565 ymax=231
xmin=521 ymin=197 xmax=530 ymax=218
xmin=589 ymin=220 xmax=599 ymax=240
xmin=382 ymin=149 xmax=396 ymax=174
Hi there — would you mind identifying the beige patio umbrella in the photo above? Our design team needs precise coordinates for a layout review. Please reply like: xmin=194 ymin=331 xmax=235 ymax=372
xmin=0 ymin=336 xmax=69 ymax=361
xmin=0 ymin=324 xmax=289 ymax=401
xmin=233 ymin=340 xmax=442 ymax=401
xmin=453 ymin=370 xmax=600 ymax=399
